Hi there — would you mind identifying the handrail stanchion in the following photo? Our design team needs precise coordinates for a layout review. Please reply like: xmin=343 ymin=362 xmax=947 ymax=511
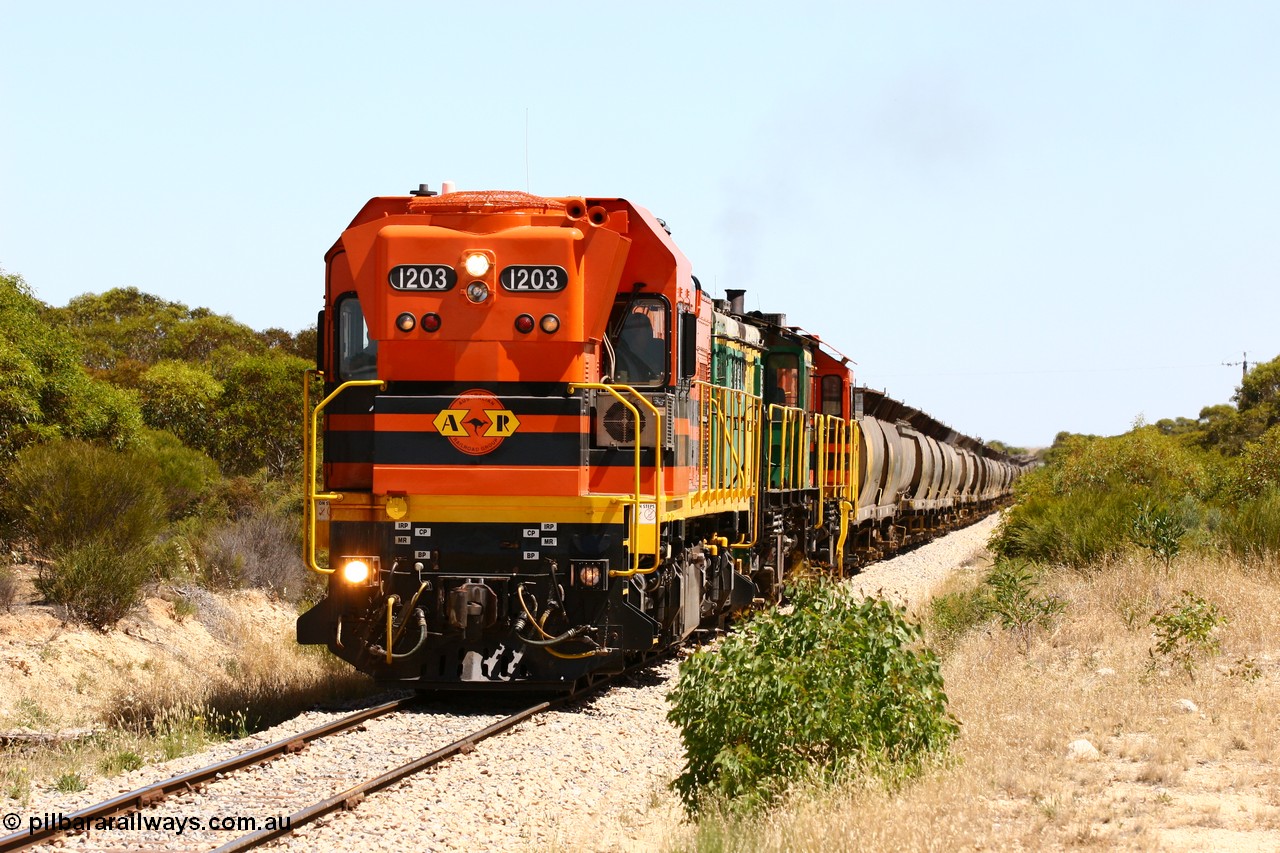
xmin=303 ymin=377 xmax=386 ymax=575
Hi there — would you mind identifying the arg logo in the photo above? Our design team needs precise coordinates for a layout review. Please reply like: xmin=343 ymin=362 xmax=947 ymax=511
xmin=433 ymin=389 xmax=520 ymax=456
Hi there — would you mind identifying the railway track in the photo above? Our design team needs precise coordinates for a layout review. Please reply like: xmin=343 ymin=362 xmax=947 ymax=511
xmin=0 ymin=661 xmax=661 ymax=852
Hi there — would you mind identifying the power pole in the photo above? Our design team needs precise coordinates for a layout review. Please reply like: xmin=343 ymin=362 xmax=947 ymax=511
xmin=1223 ymin=352 xmax=1250 ymax=383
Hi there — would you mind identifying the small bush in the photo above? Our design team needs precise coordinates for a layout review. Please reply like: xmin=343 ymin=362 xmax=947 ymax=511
xmin=5 ymin=768 xmax=31 ymax=803
xmin=55 ymin=772 xmax=86 ymax=793
xmin=1130 ymin=501 xmax=1188 ymax=570
xmin=136 ymin=428 xmax=220 ymax=520
xmin=6 ymin=440 xmax=166 ymax=555
xmin=984 ymin=559 xmax=1065 ymax=651
xmin=100 ymin=750 xmax=144 ymax=775
xmin=927 ymin=585 xmax=991 ymax=654
xmin=994 ymin=486 xmax=1144 ymax=569
xmin=0 ymin=563 xmax=17 ymax=610
xmin=1148 ymin=590 xmax=1225 ymax=680
xmin=199 ymin=512 xmax=308 ymax=601
xmin=35 ymin=543 xmax=152 ymax=629
xmin=1234 ymin=424 xmax=1280 ymax=498
xmin=667 ymin=582 xmax=958 ymax=814
xmin=1219 ymin=487 xmax=1280 ymax=565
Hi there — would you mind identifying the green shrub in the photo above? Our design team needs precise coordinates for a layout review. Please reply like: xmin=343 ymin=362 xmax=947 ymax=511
xmin=212 ymin=352 xmax=311 ymax=478
xmin=1148 ymin=590 xmax=1225 ymax=679
xmin=135 ymin=360 xmax=224 ymax=452
xmin=1044 ymin=427 xmax=1212 ymax=497
xmin=7 ymin=439 xmax=171 ymax=628
xmin=1219 ymin=487 xmax=1280 ymax=565
xmin=927 ymin=584 xmax=991 ymax=654
xmin=1235 ymin=425 xmax=1280 ymax=499
xmin=994 ymin=484 xmax=1144 ymax=569
xmin=0 ymin=273 xmax=142 ymax=463
xmin=1130 ymin=501 xmax=1188 ymax=570
xmin=136 ymin=428 xmax=220 ymax=519
xmin=100 ymin=750 xmax=144 ymax=775
xmin=984 ymin=559 xmax=1065 ymax=651
xmin=35 ymin=543 xmax=151 ymax=629
xmin=994 ymin=427 xmax=1234 ymax=569
xmin=666 ymin=582 xmax=957 ymax=814
xmin=55 ymin=772 xmax=86 ymax=793
xmin=6 ymin=440 xmax=166 ymax=555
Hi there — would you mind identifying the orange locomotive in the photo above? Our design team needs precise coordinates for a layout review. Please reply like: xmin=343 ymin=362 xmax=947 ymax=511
xmin=297 ymin=186 xmax=1016 ymax=690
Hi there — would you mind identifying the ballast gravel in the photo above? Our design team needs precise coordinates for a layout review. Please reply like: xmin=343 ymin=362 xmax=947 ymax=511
xmin=15 ymin=514 xmax=999 ymax=852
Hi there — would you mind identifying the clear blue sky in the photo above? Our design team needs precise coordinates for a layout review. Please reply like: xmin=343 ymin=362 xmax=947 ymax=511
xmin=3 ymin=1 xmax=1276 ymax=448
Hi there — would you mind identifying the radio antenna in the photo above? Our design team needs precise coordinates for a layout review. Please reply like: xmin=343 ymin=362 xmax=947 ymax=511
xmin=525 ymin=108 xmax=530 ymax=193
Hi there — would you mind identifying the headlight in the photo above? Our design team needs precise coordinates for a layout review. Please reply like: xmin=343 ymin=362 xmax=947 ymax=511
xmin=340 ymin=559 xmax=370 ymax=584
xmin=463 ymin=252 xmax=491 ymax=277
xmin=465 ymin=281 xmax=490 ymax=304
xmin=578 ymin=564 xmax=601 ymax=586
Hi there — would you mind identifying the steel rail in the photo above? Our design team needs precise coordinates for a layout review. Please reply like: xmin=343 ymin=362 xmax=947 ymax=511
xmin=213 ymin=657 xmax=667 ymax=852
xmin=0 ymin=695 xmax=416 ymax=853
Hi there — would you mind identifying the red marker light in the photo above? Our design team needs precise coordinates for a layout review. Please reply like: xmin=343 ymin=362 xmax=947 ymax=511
xmin=421 ymin=313 xmax=442 ymax=332
xmin=514 ymin=314 xmax=535 ymax=334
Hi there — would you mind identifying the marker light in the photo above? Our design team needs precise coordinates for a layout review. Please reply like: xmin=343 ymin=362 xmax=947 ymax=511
xmin=539 ymin=313 xmax=561 ymax=334
xmin=514 ymin=314 xmax=535 ymax=334
xmin=395 ymin=313 xmax=416 ymax=332
xmin=421 ymin=312 xmax=442 ymax=332
xmin=465 ymin=281 xmax=490 ymax=304
xmin=463 ymin=252 xmax=491 ymax=277
xmin=341 ymin=559 xmax=370 ymax=584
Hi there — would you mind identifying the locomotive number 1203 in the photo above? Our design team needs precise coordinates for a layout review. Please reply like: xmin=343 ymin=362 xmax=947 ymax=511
xmin=500 ymin=265 xmax=567 ymax=292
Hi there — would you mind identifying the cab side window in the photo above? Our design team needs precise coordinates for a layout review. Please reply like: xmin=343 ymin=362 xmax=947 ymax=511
xmin=609 ymin=297 xmax=667 ymax=386
xmin=765 ymin=354 xmax=799 ymax=407
xmin=821 ymin=374 xmax=844 ymax=416
xmin=337 ymin=296 xmax=378 ymax=380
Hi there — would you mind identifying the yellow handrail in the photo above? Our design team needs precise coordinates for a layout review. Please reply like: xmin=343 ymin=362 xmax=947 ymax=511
xmin=814 ymin=417 xmax=861 ymax=570
xmin=568 ymin=382 xmax=663 ymax=578
xmin=690 ymin=380 xmax=761 ymax=509
xmin=815 ymin=414 xmax=828 ymax=515
xmin=302 ymin=373 xmax=386 ymax=575
xmin=767 ymin=403 xmax=812 ymax=491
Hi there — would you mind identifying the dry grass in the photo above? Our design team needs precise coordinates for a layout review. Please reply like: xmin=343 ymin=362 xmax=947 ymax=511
xmin=104 ymin=631 xmax=373 ymax=735
xmin=0 ymin=586 xmax=375 ymax=804
xmin=667 ymin=555 xmax=1280 ymax=851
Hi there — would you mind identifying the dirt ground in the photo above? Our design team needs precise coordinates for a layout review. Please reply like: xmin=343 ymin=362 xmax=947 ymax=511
xmin=0 ymin=561 xmax=305 ymax=734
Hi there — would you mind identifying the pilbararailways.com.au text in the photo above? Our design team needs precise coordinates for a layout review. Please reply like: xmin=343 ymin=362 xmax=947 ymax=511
xmin=19 ymin=811 xmax=292 ymax=836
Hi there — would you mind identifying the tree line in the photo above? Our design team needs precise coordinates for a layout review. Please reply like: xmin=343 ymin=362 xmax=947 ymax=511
xmin=0 ymin=270 xmax=317 ymax=625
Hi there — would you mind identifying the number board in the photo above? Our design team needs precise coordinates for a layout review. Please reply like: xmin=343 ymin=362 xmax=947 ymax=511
xmin=389 ymin=265 xmax=457 ymax=291
xmin=500 ymin=265 xmax=567 ymax=292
